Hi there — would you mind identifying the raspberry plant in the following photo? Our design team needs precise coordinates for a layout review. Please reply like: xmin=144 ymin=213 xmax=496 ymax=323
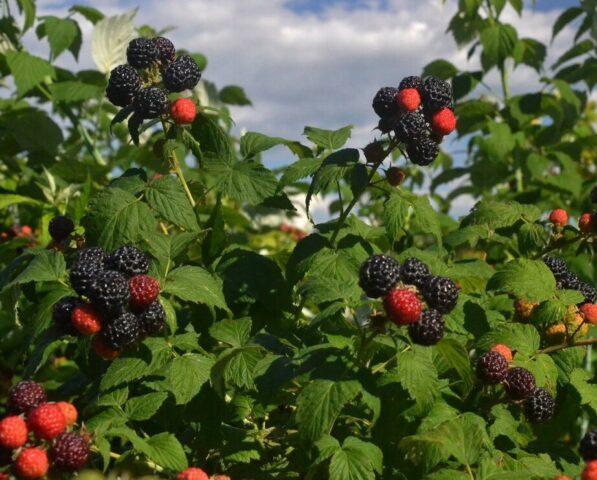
xmin=0 ymin=1 xmax=595 ymax=480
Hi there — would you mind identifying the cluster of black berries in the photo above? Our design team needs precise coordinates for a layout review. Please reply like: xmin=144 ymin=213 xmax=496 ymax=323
xmin=543 ymin=255 xmax=596 ymax=305
xmin=581 ymin=429 xmax=597 ymax=461
xmin=476 ymin=350 xmax=555 ymax=423
xmin=53 ymin=245 xmax=165 ymax=359
xmin=359 ymin=255 xmax=459 ymax=345
xmin=106 ymin=36 xmax=201 ymax=119
xmin=371 ymin=75 xmax=456 ymax=166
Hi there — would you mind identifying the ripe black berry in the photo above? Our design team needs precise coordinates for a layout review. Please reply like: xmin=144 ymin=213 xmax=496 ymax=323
xmin=70 ymin=259 xmax=104 ymax=297
xmin=163 ymin=55 xmax=202 ymax=93
xmin=51 ymin=433 xmax=90 ymax=471
xmin=101 ymin=312 xmax=143 ymax=349
xmin=395 ymin=112 xmax=429 ymax=143
xmin=88 ymin=270 xmax=130 ymax=316
xmin=139 ymin=301 xmax=166 ymax=335
xmin=592 ymin=186 xmax=597 ymax=204
xmin=399 ymin=76 xmax=423 ymax=92
xmin=408 ymin=309 xmax=444 ymax=345
xmin=422 ymin=276 xmax=459 ymax=314
xmin=75 ymin=247 xmax=107 ymax=267
xmin=504 ymin=367 xmax=536 ymax=400
xmin=476 ymin=351 xmax=508 ymax=384
xmin=154 ymin=37 xmax=175 ymax=65
xmin=579 ymin=282 xmax=596 ymax=304
xmin=52 ymin=296 xmax=81 ymax=336
xmin=48 ymin=216 xmax=74 ymax=241
xmin=559 ymin=271 xmax=581 ymax=291
xmin=407 ymin=137 xmax=439 ymax=166
xmin=127 ymin=37 xmax=158 ymax=68
xmin=106 ymin=65 xmax=141 ymax=107
xmin=372 ymin=87 xmax=399 ymax=118
xmin=523 ymin=388 xmax=555 ymax=423
xmin=400 ymin=257 xmax=430 ymax=289
xmin=422 ymin=76 xmax=453 ymax=111
xmin=134 ymin=87 xmax=170 ymax=119
xmin=377 ymin=115 xmax=399 ymax=134
xmin=359 ymin=254 xmax=400 ymax=298
xmin=542 ymin=255 xmax=567 ymax=279
xmin=580 ymin=429 xmax=597 ymax=461
xmin=108 ymin=245 xmax=149 ymax=277
xmin=8 ymin=380 xmax=47 ymax=414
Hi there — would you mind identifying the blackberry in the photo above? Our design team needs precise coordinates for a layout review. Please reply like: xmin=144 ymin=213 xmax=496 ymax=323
xmin=88 ymin=270 xmax=130 ymax=316
xmin=8 ymin=381 xmax=47 ymax=414
xmin=372 ymin=87 xmax=399 ymax=118
xmin=422 ymin=76 xmax=453 ymax=111
xmin=134 ymin=87 xmax=170 ymax=119
xmin=101 ymin=312 xmax=142 ymax=349
xmin=359 ymin=254 xmax=401 ymax=298
xmin=48 ymin=216 xmax=74 ymax=242
xmin=399 ymin=76 xmax=423 ymax=92
xmin=400 ymin=257 xmax=431 ymax=289
xmin=395 ymin=112 xmax=429 ymax=143
xmin=523 ymin=388 xmax=555 ymax=423
xmin=543 ymin=255 xmax=568 ymax=279
xmin=69 ymin=260 xmax=104 ymax=297
xmin=579 ymin=282 xmax=596 ymax=304
xmin=139 ymin=301 xmax=166 ymax=335
xmin=504 ymin=367 xmax=536 ymax=400
xmin=476 ymin=351 xmax=508 ymax=384
xmin=580 ymin=429 xmax=597 ymax=461
xmin=422 ymin=276 xmax=459 ymax=314
xmin=377 ymin=114 xmax=400 ymax=134
xmin=154 ymin=37 xmax=175 ymax=65
xmin=108 ymin=245 xmax=149 ymax=277
xmin=52 ymin=296 xmax=80 ymax=336
xmin=51 ymin=433 xmax=90 ymax=471
xmin=408 ymin=309 xmax=444 ymax=345
xmin=106 ymin=65 xmax=141 ymax=107
xmin=163 ymin=55 xmax=202 ymax=92
xmin=75 ymin=247 xmax=107 ymax=267
xmin=559 ymin=271 xmax=581 ymax=291
xmin=407 ymin=137 xmax=440 ymax=166
xmin=126 ymin=37 xmax=158 ymax=68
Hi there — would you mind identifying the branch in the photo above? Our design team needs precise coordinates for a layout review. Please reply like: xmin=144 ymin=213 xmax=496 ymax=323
xmin=536 ymin=337 xmax=597 ymax=355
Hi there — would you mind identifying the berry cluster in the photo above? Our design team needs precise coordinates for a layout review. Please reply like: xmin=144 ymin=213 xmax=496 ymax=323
xmin=372 ymin=75 xmax=456 ymax=166
xmin=0 ymin=381 xmax=90 ymax=478
xmin=106 ymin=37 xmax=200 ymax=125
xmin=54 ymin=245 xmax=166 ymax=359
xmin=581 ymin=429 xmax=597 ymax=480
xmin=476 ymin=346 xmax=555 ymax=424
xmin=548 ymin=208 xmax=596 ymax=235
xmin=543 ymin=255 xmax=596 ymax=306
xmin=359 ymin=255 xmax=459 ymax=345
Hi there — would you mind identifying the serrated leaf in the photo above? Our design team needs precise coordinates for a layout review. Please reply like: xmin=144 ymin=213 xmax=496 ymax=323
xmin=163 ymin=266 xmax=227 ymax=310
xmin=145 ymin=176 xmax=199 ymax=231
xmin=383 ymin=192 xmax=410 ymax=241
xmin=145 ymin=433 xmax=188 ymax=471
xmin=209 ymin=318 xmax=251 ymax=347
xmin=480 ymin=24 xmax=517 ymax=71
xmin=124 ymin=392 xmax=168 ymax=421
xmin=304 ymin=125 xmax=352 ymax=150
xmin=5 ymin=250 xmax=65 ymax=289
xmin=69 ymin=5 xmax=104 ymax=24
xmin=49 ymin=81 xmax=103 ymax=103
xmin=279 ymin=157 xmax=322 ymax=186
xmin=570 ymin=369 xmax=597 ymax=414
xmin=240 ymin=132 xmax=288 ymax=158
xmin=6 ymin=51 xmax=55 ymax=96
xmin=91 ymin=10 xmax=136 ymax=73
xmin=477 ymin=324 xmax=540 ymax=355
xmin=0 ymin=194 xmax=41 ymax=209
xmin=100 ymin=356 xmax=150 ymax=391
xmin=211 ymin=346 xmax=262 ymax=392
xmin=487 ymin=259 xmax=556 ymax=302
xmin=38 ymin=16 xmax=82 ymax=60
xmin=328 ymin=437 xmax=382 ymax=480
xmin=163 ymin=354 xmax=213 ymax=405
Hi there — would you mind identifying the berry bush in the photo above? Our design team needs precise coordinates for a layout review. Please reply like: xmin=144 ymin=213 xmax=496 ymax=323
xmin=0 ymin=2 xmax=595 ymax=479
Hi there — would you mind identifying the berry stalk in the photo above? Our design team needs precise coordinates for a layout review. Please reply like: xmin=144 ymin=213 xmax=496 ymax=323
xmin=161 ymin=120 xmax=197 ymax=208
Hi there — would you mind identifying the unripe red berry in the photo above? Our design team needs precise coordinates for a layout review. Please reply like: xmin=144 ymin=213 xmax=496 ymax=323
xmin=490 ymin=343 xmax=513 ymax=363
xmin=56 ymin=402 xmax=78 ymax=426
xmin=579 ymin=213 xmax=594 ymax=233
xmin=383 ymin=288 xmax=422 ymax=325
xmin=28 ymin=403 xmax=66 ymax=440
xmin=92 ymin=336 xmax=121 ymax=360
xmin=71 ymin=304 xmax=102 ymax=336
xmin=176 ymin=467 xmax=209 ymax=480
xmin=397 ymin=88 xmax=421 ymax=112
xmin=129 ymin=275 xmax=160 ymax=311
xmin=431 ymin=108 xmax=456 ymax=136
xmin=580 ymin=303 xmax=597 ymax=325
xmin=0 ymin=416 xmax=28 ymax=449
xmin=170 ymin=98 xmax=197 ymax=125
xmin=583 ymin=461 xmax=597 ymax=480
xmin=386 ymin=167 xmax=405 ymax=186
xmin=549 ymin=209 xmax=568 ymax=227
xmin=14 ymin=448 xmax=49 ymax=479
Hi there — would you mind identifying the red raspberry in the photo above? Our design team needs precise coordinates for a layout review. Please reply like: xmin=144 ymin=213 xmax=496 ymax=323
xmin=396 ymin=88 xmax=421 ymax=112
xmin=579 ymin=213 xmax=594 ymax=233
xmin=583 ymin=461 xmax=597 ymax=480
xmin=71 ymin=304 xmax=102 ymax=335
xmin=92 ymin=335 xmax=121 ymax=360
xmin=213 ymin=476 xmax=231 ymax=480
xmin=384 ymin=288 xmax=422 ymax=325
xmin=170 ymin=98 xmax=197 ymax=124
xmin=56 ymin=402 xmax=78 ymax=427
xmin=129 ymin=275 xmax=160 ymax=310
xmin=549 ymin=209 xmax=568 ymax=227
xmin=431 ymin=108 xmax=456 ymax=136
xmin=14 ymin=448 xmax=49 ymax=479
xmin=28 ymin=403 xmax=66 ymax=440
xmin=0 ymin=416 xmax=28 ymax=449
xmin=0 ymin=473 xmax=9 ymax=480
xmin=490 ymin=343 xmax=513 ymax=363
xmin=176 ymin=467 xmax=209 ymax=480
xmin=580 ymin=303 xmax=597 ymax=325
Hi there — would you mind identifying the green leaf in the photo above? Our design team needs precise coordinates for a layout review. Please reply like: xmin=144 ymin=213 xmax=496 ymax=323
xmin=296 ymin=379 xmax=360 ymax=442
xmin=393 ymin=347 xmax=440 ymax=412
xmin=11 ymin=110 xmax=64 ymax=154
xmin=190 ymin=113 xmax=233 ymax=164
xmin=219 ymin=85 xmax=251 ymax=105
xmin=422 ymin=59 xmax=458 ymax=79
xmin=513 ymin=38 xmax=546 ymax=72
xmin=37 ymin=16 xmax=82 ymax=60
xmin=383 ymin=193 xmax=410 ymax=241
xmin=100 ymin=356 xmax=150 ymax=391
xmin=461 ymin=200 xmax=540 ymax=229
xmin=240 ymin=132 xmax=288 ymax=159
xmin=49 ymin=81 xmax=103 ymax=103
xmin=163 ymin=354 xmax=214 ymax=405
xmin=435 ymin=338 xmax=474 ymax=395
xmin=477 ymin=323 xmax=540 ymax=355
xmin=163 ymin=266 xmax=227 ymax=310
xmin=553 ymin=39 xmax=594 ymax=69
xmin=69 ymin=5 xmax=104 ymax=24
xmin=508 ymin=0 xmax=523 ymax=14
xmin=145 ymin=433 xmax=188 ymax=472
xmin=279 ymin=157 xmax=322 ymax=186
xmin=304 ymin=125 xmax=352 ymax=150
xmin=124 ymin=392 xmax=168 ymax=421
xmin=6 ymin=51 xmax=55 ymax=96
xmin=552 ymin=7 xmax=583 ymax=39
xmin=145 ymin=176 xmax=199 ymax=231
xmin=209 ymin=318 xmax=251 ymax=348
xmin=411 ymin=196 xmax=442 ymax=246
xmin=480 ymin=24 xmax=518 ymax=71
xmin=0 ymin=194 xmax=41 ymax=209
xmin=328 ymin=437 xmax=383 ymax=480
xmin=16 ymin=0 xmax=36 ymax=31
xmin=85 ymin=187 xmax=157 ymax=251
xmin=211 ymin=346 xmax=262 ymax=392
xmin=487 ymin=259 xmax=556 ymax=302
xmin=6 ymin=250 xmax=65 ymax=288
xmin=570 ymin=369 xmax=597 ymax=415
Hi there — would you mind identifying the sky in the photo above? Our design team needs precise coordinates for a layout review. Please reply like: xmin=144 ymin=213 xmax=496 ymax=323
xmin=31 ymin=0 xmax=583 ymax=219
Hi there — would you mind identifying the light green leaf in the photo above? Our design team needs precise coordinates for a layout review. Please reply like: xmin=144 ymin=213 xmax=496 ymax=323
xmin=209 ymin=318 xmax=251 ymax=347
xmin=477 ymin=323 xmax=540 ymax=355
xmin=38 ymin=16 xmax=82 ymax=60
xmin=91 ymin=10 xmax=136 ymax=73
xmin=304 ymin=125 xmax=352 ymax=150
xmin=49 ymin=81 xmax=103 ymax=103
xmin=6 ymin=51 xmax=55 ymax=96
xmin=164 ymin=266 xmax=227 ymax=310
xmin=487 ymin=259 xmax=556 ymax=302
xmin=145 ymin=176 xmax=199 ymax=231
xmin=0 ymin=194 xmax=41 ymax=209
xmin=6 ymin=250 xmax=65 ymax=288
xmin=163 ymin=354 xmax=213 ymax=405
xmin=145 ymin=433 xmax=187 ymax=472
xmin=329 ymin=437 xmax=382 ymax=480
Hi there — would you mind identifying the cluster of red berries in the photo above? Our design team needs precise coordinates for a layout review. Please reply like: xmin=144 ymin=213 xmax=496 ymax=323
xmin=177 ymin=466 xmax=230 ymax=480
xmin=0 ymin=225 xmax=35 ymax=251
xmin=53 ymin=245 xmax=165 ymax=360
xmin=476 ymin=345 xmax=556 ymax=424
xmin=359 ymin=255 xmax=459 ymax=345
xmin=549 ymin=208 xmax=596 ymax=235
xmin=0 ymin=381 xmax=90 ymax=479
xmin=371 ymin=75 xmax=456 ymax=166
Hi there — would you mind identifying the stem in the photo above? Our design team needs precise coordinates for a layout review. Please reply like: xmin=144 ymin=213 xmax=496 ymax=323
xmin=161 ymin=121 xmax=196 ymax=208
xmin=500 ymin=64 xmax=510 ymax=103
xmin=90 ymin=448 xmax=164 ymax=473
xmin=534 ymin=234 xmax=583 ymax=259
xmin=465 ymin=463 xmax=475 ymax=480
xmin=536 ymin=338 xmax=597 ymax=355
